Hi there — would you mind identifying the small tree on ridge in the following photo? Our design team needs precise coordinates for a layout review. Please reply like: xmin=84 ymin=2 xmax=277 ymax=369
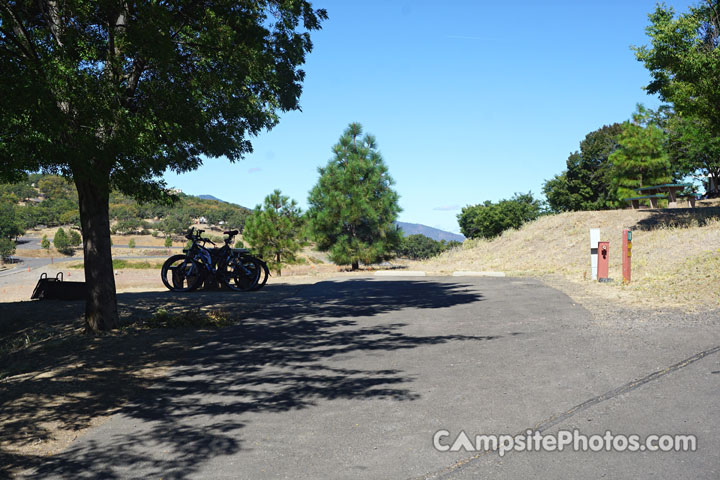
xmin=243 ymin=189 xmax=305 ymax=276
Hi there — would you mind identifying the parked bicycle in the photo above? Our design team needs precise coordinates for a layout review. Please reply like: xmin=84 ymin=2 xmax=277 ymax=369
xmin=161 ymin=228 xmax=267 ymax=292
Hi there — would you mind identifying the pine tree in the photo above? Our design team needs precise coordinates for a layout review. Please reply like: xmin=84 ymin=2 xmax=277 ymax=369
xmin=307 ymin=123 xmax=402 ymax=270
xmin=609 ymin=106 xmax=672 ymax=204
xmin=53 ymin=228 xmax=71 ymax=255
xmin=244 ymin=190 xmax=305 ymax=276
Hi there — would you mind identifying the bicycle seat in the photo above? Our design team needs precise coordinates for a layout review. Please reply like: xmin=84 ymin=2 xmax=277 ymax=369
xmin=223 ymin=230 xmax=239 ymax=236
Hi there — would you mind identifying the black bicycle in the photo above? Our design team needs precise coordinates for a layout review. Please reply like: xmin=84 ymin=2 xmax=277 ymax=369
xmin=161 ymin=228 xmax=262 ymax=292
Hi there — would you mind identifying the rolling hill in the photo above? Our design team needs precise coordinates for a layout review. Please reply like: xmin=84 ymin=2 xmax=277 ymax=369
xmin=197 ymin=194 xmax=227 ymax=203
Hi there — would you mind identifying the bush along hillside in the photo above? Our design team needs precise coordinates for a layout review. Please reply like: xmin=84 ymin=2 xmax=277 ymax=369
xmin=0 ymin=174 xmax=251 ymax=236
xmin=396 ymin=234 xmax=461 ymax=260
xmin=458 ymin=192 xmax=544 ymax=239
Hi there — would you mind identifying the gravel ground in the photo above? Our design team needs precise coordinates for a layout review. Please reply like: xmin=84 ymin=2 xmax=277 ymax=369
xmin=540 ymin=275 xmax=720 ymax=336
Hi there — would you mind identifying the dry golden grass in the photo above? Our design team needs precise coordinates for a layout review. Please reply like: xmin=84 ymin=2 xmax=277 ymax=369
xmin=417 ymin=208 xmax=720 ymax=311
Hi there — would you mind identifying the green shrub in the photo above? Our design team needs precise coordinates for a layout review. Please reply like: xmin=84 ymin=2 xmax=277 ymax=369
xmin=53 ymin=227 xmax=73 ymax=255
xmin=0 ymin=238 xmax=15 ymax=261
xmin=128 ymin=238 xmax=136 ymax=249
xmin=68 ymin=229 xmax=81 ymax=247
xmin=458 ymin=192 xmax=542 ymax=239
xmin=397 ymin=234 xmax=450 ymax=260
xmin=164 ymin=236 xmax=173 ymax=248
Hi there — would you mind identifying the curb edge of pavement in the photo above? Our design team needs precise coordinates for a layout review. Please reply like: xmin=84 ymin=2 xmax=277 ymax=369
xmin=451 ymin=271 xmax=506 ymax=277
xmin=374 ymin=271 xmax=427 ymax=277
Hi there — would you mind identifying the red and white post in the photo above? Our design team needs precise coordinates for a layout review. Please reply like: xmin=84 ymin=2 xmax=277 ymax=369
xmin=597 ymin=241 xmax=609 ymax=281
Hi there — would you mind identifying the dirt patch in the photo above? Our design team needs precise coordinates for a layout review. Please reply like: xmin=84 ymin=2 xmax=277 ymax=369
xmin=0 ymin=280 xmax=318 ymax=478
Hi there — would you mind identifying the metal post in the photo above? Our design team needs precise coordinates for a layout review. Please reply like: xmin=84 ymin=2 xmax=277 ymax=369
xmin=622 ymin=229 xmax=632 ymax=283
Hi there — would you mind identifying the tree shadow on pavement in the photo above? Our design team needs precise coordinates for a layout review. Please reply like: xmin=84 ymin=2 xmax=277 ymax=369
xmin=4 ymin=279 xmax=497 ymax=479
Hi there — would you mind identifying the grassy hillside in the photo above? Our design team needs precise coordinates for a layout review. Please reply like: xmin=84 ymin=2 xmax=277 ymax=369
xmin=0 ymin=174 xmax=250 ymax=235
xmin=418 ymin=207 xmax=720 ymax=311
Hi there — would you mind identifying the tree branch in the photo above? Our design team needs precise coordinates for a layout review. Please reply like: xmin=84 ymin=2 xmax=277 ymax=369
xmin=124 ymin=59 xmax=145 ymax=100
xmin=0 ymin=42 xmax=25 ymax=60
xmin=0 ymin=25 xmax=37 ymax=63
xmin=0 ymin=0 xmax=40 ymax=61
xmin=41 ymin=0 xmax=64 ymax=47
xmin=708 ymin=0 xmax=720 ymax=39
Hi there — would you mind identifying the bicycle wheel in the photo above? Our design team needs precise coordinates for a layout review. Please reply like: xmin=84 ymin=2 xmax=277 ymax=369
xmin=219 ymin=254 xmax=260 ymax=291
xmin=161 ymin=255 xmax=202 ymax=292
xmin=249 ymin=257 xmax=269 ymax=291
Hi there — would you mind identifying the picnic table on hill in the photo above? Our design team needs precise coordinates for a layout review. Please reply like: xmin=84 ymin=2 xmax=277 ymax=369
xmin=624 ymin=183 xmax=696 ymax=209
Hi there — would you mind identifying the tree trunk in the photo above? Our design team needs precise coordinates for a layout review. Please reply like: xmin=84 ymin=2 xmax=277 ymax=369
xmin=276 ymin=252 xmax=281 ymax=276
xmin=710 ymin=169 xmax=720 ymax=196
xmin=351 ymin=260 xmax=359 ymax=270
xmin=75 ymin=175 xmax=119 ymax=333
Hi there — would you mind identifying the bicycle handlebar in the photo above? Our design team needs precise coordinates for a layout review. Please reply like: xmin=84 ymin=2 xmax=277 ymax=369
xmin=185 ymin=227 xmax=205 ymax=240
xmin=185 ymin=227 xmax=239 ymax=247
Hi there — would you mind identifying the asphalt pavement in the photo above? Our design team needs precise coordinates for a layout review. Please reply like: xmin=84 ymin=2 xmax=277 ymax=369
xmin=18 ymin=277 xmax=720 ymax=479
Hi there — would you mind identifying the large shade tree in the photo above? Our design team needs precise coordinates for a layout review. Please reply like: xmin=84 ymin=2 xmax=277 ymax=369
xmin=667 ymin=114 xmax=720 ymax=194
xmin=307 ymin=123 xmax=402 ymax=270
xmin=542 ymin=123 xmax=624 ymax=212
xmin=0 ymin=1 xmax=326 ymax=332
xmin=635 ymin=1 xmax=720 ymax=194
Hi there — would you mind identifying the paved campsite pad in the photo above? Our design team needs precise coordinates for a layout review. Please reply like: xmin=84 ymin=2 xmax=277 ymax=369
xmin=12 ymin=277 xmax=720 ymax=479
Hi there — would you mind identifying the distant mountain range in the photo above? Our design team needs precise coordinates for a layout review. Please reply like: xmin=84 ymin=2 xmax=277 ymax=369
xmin=196 ymin=195 xmax=464 ymax=242
xmin=396 ymin=222 xmax=465 ymax=243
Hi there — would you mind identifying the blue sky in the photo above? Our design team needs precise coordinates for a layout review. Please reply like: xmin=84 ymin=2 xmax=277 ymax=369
xmin=164 ymin=0 xmax=696 ymax=234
